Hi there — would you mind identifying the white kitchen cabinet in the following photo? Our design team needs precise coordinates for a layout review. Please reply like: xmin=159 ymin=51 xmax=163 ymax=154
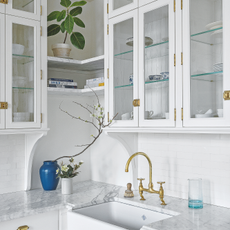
xmin=107 ymin=0 xmax=175 ymax=128
xmin=106 ymin=0 xmax=230 ymax=131
xmin=0 ymin=0 xmax=46 ymax=130
xmin=0 ymin=0 xmax=41 ymax=21
xmin=0 ymin=210 xmax=59 ymax=230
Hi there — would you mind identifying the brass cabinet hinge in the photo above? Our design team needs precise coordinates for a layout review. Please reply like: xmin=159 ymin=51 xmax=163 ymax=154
xmin=181 ymin=108 xmax=183 ymax=120
xmin=40 ymin=70 xmax=43 ymax=80
xmin=41 ymin=113 xmax=42 ymax=123
xmin=0 ymin=0 xmax=8 ymax=4
xmin=174 ymin=108 xmax=176 ymax=121
xmin=108 ymin=112 xmax=109 ymax=123
xmin=0 ymin=102 xmax=8 ymax=109
xmin=40 ymin=5 xmax=42 ymax=15
xmin=40 ymin=26 xmax=42 ymax=36
xmin=174 ymin=54 xmax=176 ymax=66
xmin=181 ymin=52 xmax=183 ymax=65
xmin=223 ymin=91 xmax=230 ymax=100
xmin=107 ymin=24 xmax=109 ymax=35
xmin=181 ymin=0 xmax=183 ymax=10
xmin=107 ymin=3 xmax=109 ymax=14
xmin=133 ymin=99 xmax=140 ymax=107
xmin=107 ymin=68 xmax=109 ymax=79
xmin=174 ymin=0 xmax=176 ymax=12
xmin=17 ymin=226 xmax=29 ymax=230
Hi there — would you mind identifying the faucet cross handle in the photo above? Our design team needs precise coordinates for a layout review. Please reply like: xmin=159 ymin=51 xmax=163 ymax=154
xmin=157 ymin=181 xmax=165 ymax=186
xmin=137 ymin=178 xmax=145 ymax=184
xmin=157 ymin=181 xmax=166 ymax=205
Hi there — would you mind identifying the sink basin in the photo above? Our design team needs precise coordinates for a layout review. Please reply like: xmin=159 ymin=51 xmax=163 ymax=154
xmin=67 ymin=201 xmax=172 ymax=230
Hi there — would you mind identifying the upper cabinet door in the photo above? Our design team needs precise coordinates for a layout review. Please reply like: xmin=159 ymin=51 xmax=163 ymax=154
xmin=0 ymin=2 xmax=5 ymax=13
xmin=0 ymin=13 xmax=5 ymax=129
xmin=183 ymin=0 xmax=230 ymax=127
xmin=6 ymin=0 xmax=41 ymax=21
xmin=109 ymin=10 xmax=139 ymax=127
xmin=108 ymin=0 xmax=138 ymax=18
xmin=5 ymin=15 xmax=41 ymax=129
xmin=139 ymin=0 xmax=175 ymax=127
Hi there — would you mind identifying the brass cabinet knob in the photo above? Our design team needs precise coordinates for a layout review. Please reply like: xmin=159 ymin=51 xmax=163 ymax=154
xmin=133 ymin=99 xmax=140 ymax=107
xmin=0 ymin=0 xmax=8 ymax=4
xmin=0 ymin=102 xmax=8 ymax=109
xmin=223 ymin=91 xmax=230 ymax=100
xmin=17 ymin=225 xmax=29 ymax=230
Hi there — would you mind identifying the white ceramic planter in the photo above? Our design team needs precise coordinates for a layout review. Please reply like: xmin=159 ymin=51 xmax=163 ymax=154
xmin=61 ymin=178 xmax=73 ymax=195
xmin=51 ymin=43 xmax=71 ymax=58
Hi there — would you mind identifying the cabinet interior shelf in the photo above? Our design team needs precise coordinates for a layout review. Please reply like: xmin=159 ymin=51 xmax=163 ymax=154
xmin=48 ymin=55 xmax=104 ymax=71
xmin=13 ymin=54 xmax=34 ymax=64
xmin=48 ymin=86 xmax=104 ymax=97
xmin=13 ymin=87 xmax=34 ymax=90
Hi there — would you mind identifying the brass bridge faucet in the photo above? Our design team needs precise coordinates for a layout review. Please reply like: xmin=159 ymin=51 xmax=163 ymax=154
xmin=125 ymin=152 xmax=166 ymax=205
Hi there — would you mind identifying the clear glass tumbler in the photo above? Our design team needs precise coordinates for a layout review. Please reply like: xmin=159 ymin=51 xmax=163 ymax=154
xmin=188 ymin=178 xmax=203 ymax=209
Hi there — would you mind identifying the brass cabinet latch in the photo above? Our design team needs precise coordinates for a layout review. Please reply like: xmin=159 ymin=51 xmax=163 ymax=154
xmin=17 ymin=226 xmax=29 ymax=230
xmin=133 ymin=99 xmax=140 ymax=107
xmin=223 ymin=91 xmax=230 ymax=100
xmin=0 ymin=0 xmax=8 ymax=4
xmin=0 ymin=102 xmax=8 ymax=109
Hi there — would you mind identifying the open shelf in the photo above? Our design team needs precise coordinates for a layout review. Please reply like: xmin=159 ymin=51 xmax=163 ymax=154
xmin=48 ymin=55 xmax=104 ymax=71
xmin=48 ymin=86 xmax=104 ymax=97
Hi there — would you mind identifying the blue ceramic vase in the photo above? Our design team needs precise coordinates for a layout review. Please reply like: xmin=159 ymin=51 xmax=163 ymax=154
xmin=39 ymin=161 xmax=60 ymax=191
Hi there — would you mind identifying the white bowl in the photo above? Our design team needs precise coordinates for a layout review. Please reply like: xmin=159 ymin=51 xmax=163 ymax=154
xmin=12 ymin=44 xmax=25 ymax=55
xmin=126 ymin=36 xmax=153 ymax=46
xmin=13 ymin=112 xmax=30 ymax=121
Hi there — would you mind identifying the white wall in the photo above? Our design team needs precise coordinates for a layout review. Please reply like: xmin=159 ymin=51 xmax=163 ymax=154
xmin=0 ymin=135 xmax=25 ymax=194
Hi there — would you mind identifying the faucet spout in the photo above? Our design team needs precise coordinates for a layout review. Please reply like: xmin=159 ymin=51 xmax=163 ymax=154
xmin=125 ymin=152 xmax=153 ymax=188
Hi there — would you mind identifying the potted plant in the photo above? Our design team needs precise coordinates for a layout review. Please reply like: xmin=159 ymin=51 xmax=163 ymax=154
xmin=56 ymin=158 xmax=83 ymax=194
xmin=47 ymin=0 xmax=87 ymax=58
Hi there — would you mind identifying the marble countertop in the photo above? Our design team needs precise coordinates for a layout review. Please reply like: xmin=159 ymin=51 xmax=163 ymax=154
xmin=0 ymin=180 xmax=230 ymax=230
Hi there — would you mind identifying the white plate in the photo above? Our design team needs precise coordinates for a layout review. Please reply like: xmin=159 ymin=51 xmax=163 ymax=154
xmin=126 ymin=36 xmax=153 ymax=46
xmin=205 ymin=21 xmax=222 ymax=30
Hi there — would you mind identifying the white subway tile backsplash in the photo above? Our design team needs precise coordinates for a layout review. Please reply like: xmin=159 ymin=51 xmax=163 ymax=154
xmin=0 ymin=135 xmax=25 ymax=194
xmin=138 ymin=133 xmax=230 ymax=208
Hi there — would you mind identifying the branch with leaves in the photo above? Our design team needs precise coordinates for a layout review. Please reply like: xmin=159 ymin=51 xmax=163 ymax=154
xmin=54 ymin=89 xmax=117 ymax=162
xmin=47 ymin=0 xmax=87 ymax=49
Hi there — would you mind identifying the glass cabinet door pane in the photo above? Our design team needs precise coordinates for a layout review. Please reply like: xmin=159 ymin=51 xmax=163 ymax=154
xmin=113 ymin=18 xmax=134 ymax=121
xmin=12 ymin=23 xmax=35 ymax=123
xmin=144 ymin=6 xmax=169 ymax=121
xmin=12 ymin=0 xmax=34 ymax=14
xmin=113 ymin=0 xmax=133 ymax=10
xmin=190 ymin=0 xmax=223 ymax=119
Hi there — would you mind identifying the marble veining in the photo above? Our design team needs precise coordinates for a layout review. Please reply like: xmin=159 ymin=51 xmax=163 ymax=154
xmin=0 ymin=180 xmax=229 ymax=230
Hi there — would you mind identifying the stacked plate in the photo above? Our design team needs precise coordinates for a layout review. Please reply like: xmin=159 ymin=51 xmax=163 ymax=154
xmin=213 ymin=63 xmax=223 ymax=72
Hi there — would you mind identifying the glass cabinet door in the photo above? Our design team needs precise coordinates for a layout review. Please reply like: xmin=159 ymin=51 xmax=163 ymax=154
xmin=109 ymin=10 xmax=138 ymax=127
xmin=183 ymin=0 xmax=230 ymax=127
xmin=109 ymin=0 xmax=138 ymax=18
xmin=0 ymin=13 xmax=5 ymax=129
xmin=6 ymin=0 xmax=40 ymax=21
xmin=6 ymin=15 xmax=41 ymax=128
xmin=139 ymin=0 xmax=175 ymax=127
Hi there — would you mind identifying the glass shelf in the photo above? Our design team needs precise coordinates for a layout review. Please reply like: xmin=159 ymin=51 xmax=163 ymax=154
xmin=115 ymin=78 xmax=169 ymax=89
xmin=13 ymin=87 xmax=34 ymax=90
xmin=191 ymin=71 xmax=223 ymax=82
xmin=191 ymin=27 xmax=222 ymax=45
xmin=13 ymin=54 xmax=34 ymax=65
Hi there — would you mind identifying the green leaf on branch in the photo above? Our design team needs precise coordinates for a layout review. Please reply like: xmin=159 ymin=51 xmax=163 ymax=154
xmin=70 ymin=1 xmax=87 ymax=7
xmin=47 ymin=11 xmax=60 ymax=21
xmin=70 ymin=32 xmax=85 ymax=49
xmin=60 ymin=0 xmax=71 ymax=8
xmin=47 ymin=24 xmax=61 ymax=36
xmin=57 ymin=10 xmax=66 ymax=22
xmin=60 ymin=21 xmax=66 ymax=33
xmin=70 ymin=7 xmax=82 ymax=16
xmin=65 ymin=15 xmax=74 ymax=34
xmin=73 ymin=17 xmax=85 ymax=28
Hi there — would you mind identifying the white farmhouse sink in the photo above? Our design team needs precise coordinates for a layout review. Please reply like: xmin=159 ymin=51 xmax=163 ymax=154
xmin=67 ymin=201 xmax=172 ymax=230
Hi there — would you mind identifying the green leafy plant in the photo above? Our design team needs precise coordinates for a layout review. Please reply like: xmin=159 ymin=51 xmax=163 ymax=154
xmin=56 ymin=158 xmax=83 ymax=178
xmin=47 ymin=0 xmax=87 ymax=49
